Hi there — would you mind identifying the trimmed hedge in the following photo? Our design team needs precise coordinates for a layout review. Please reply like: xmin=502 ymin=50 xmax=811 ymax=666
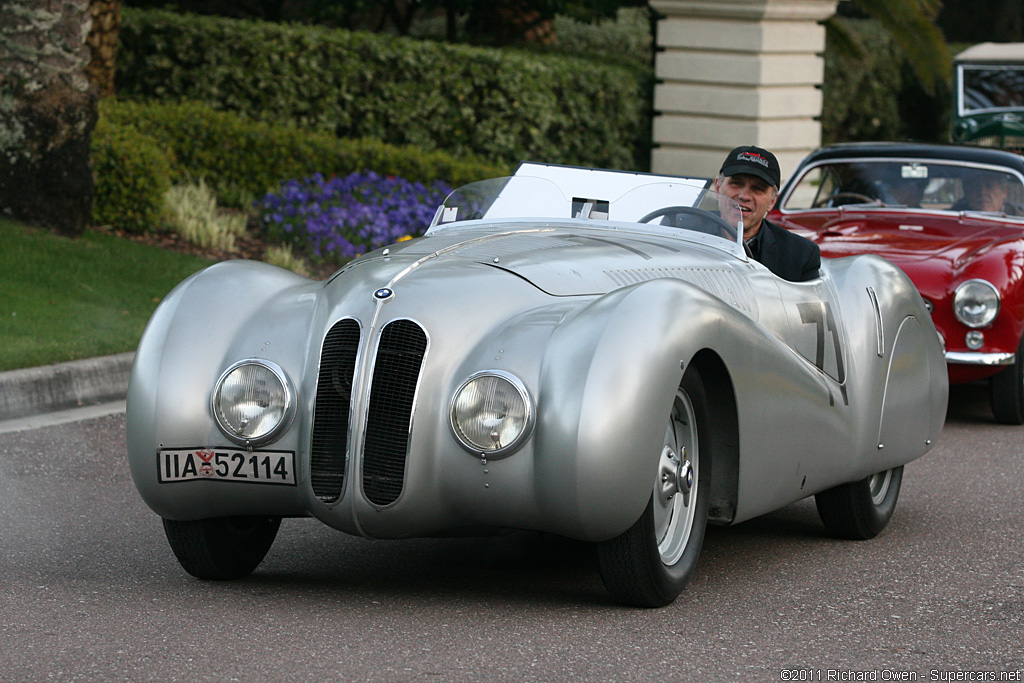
xmin=115 ymin=8 xmax=652 ymax=171
xmin=91 ymin=114 xmax=174 ymax=233
xmin=102 ymin=97 xmax=508 ymax=196
xmin=92 ymin=98 xmax=508 ymax=232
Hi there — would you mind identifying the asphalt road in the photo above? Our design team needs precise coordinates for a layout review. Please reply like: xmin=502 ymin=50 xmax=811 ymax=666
xmin=0 ymin=385 xmax=1021 ymax=683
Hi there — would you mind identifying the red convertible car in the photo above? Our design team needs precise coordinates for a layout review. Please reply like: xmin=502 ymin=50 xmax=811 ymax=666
xmin=771 ymin=142 xmax=1024 ymax=423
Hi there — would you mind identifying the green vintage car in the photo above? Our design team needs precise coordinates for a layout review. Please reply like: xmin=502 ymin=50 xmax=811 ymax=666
xmin=953 ymin=42 xmax=1024 ymax=152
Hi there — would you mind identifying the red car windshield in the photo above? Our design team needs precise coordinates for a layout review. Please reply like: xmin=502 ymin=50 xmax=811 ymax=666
xmin=781 ymin=159 xmax=1024 ymax=219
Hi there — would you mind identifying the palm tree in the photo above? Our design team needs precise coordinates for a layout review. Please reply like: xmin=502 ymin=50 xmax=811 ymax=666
xmin=0 ymin=0 xmax=99 ymax=237
xmin=86 ymin=0 xmax=123 ymax=98
xmin=829 ymin=0 xmax=951 ymax=95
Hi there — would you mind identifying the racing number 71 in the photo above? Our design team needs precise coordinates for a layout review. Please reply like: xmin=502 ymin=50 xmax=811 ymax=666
xmin=798 ymin=300 xmax=845 ymax=381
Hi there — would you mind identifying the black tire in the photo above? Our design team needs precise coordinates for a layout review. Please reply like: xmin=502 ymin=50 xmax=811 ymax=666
xmin=815 ymin=466 xmax=903 ymax=540
xmin=162 ymin=516 xmax=281 ymax=580
xmin=990 ymin=339 xmax=1024 ymax=425
xmin=597 ymin=372 xmax=711 ymax=607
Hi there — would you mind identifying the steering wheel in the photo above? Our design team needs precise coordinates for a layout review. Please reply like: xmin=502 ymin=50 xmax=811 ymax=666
xmin=812 ymin=192 xmax=874 ymax=208
xmin=638 ymin=206 xmax=732 ymax=236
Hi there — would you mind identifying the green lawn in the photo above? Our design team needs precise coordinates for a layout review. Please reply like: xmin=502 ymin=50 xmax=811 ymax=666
xmin=0 ymin=219 xmax=214 ymax=372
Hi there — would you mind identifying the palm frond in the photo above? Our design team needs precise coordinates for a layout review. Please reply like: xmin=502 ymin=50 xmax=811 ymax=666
xmin=848 ymin=0 xmax=952 ymax=94
xmin=823 ymin=17 xmax=868 ymax=63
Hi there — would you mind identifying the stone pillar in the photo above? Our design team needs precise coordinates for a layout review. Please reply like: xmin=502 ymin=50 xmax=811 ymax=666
xmin=650 ymin=0 xmax=837 ymax=181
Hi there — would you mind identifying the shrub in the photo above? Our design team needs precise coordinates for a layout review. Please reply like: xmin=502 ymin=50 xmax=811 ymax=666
xmin=550 ymin=8 xmax=653 ymax=68
xmin=115 ymin=8 xmax=652 ymax=170
xmin=90 ymin=116 xmax=174 ymax=233
xmin=821 ymin=18 xmax=903 ymax=143
xmin=822 ymin=17 xmax=950 ymax=144
xmin=263 ymin=243 xmax=311 ymax=278
xmin=162 ymin=178 xmax=246 ymax=251
xmin=408 ymin=8 xmax=654 ymax=69
xmin=257 ymin=171 xmax=451 ymax=263
xmin=99 ymin=98 xmax=506 ymax=209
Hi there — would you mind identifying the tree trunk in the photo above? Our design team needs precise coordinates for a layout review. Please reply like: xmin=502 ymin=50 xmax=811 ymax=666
xmin=464 ymin=0 xmax=557 ymax=46
xmin=0 ymin=0 xmax=98 ymax=237
xmin=86 ymin=0 xmax=122 ymax=98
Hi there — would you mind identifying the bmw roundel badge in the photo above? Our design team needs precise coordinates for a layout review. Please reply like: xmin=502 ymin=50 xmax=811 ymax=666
xmin=373 ymin=287 xmax=394 ymax=301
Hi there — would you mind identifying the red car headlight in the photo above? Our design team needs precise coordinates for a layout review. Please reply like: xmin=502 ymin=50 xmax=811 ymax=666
xmin=953 ymin=279 xmax=1000 ymax=328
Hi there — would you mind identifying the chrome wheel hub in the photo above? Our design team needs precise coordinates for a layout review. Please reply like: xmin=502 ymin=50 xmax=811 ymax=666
xmin=659 ymin=447 xmax=692 ymax=502
xmin=653 ymin=389 xmax=699 ymax=565
xmin=868 ymin=468 xmax=893 ymax=505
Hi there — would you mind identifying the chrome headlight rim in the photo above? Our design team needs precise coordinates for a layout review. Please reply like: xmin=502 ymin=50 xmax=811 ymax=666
xmin=449 ymin=370 xmax=535 ymax=458
xmin=211 ymin=359 xmax=296 ymax=447
xmin=953 ymin=279 xmax=1000 ymax=329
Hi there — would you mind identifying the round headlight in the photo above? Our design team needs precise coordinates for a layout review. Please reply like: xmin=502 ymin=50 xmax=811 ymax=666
xmin=212 ymin=360 xmax=294 ymax=446
xmin=450 ymin=371 xmax=534 ymax=457
xmin=953 ymin=279 xmax=1000 ymax=328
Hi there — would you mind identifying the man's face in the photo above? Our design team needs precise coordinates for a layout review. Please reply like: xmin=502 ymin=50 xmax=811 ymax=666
xmin=715 ymin=174 xmax=778 ymax=238
xmin=966 ymin=177 xmax=1009 ymax=212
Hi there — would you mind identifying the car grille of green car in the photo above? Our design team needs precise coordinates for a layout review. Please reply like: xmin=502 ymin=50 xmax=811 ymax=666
xmin=361 ymin=319 xmax=427 ymax=506
xmin=310 ymin=318 xmax=360 ymax=503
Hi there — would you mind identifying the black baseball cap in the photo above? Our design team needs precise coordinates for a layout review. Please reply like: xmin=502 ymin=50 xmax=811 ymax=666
xmin=719 ymin=146 xmax=781 ymax=189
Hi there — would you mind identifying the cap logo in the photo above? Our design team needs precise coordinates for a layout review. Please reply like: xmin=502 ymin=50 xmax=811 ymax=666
xmin=736 ymin=152 xmax=770 ymax=169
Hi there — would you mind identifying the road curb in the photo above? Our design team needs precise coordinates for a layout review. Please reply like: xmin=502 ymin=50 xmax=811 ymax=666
xmin=0 ymin=352 xmax=134 ymax=421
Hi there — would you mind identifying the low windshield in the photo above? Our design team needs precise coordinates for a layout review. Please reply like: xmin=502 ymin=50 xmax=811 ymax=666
xmin=959 ymin=65 xmax=1024 ymax=115
xmin=782 ymin=160 xmax=1024 ymax=218
xmin=427 ymin=175 xmax=744 ymax=251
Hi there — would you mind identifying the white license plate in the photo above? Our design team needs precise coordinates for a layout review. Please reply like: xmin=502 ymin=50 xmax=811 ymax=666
xmin=158 ymin=448 xmax=296 ymax=485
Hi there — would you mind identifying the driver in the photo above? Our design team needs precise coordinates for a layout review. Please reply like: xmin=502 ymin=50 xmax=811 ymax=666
xmin=714 ymin=146 xmax=821 ymax=282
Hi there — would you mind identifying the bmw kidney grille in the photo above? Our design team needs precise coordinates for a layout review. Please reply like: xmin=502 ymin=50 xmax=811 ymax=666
xmin=310 ymin=317 xmax=427 ymax=507
xmin=362 ymin=320 xmax=427 ymax=506
xmin=310 ymin=319 xmax=360 ymax=503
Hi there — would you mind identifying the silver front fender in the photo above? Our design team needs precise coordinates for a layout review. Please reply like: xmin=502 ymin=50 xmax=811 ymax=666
xmin=532 ymin=278 xmax=754 ymax=541
xmin=126 ymin=260 xmax=318 ymax=520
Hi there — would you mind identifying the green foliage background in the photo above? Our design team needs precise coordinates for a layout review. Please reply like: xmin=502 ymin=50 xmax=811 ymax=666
xmin=821 ymin=17 xmax=952 ymax=145
xmin=91 ymin=99 xmax=508 ymax=232
xmin=115 ymin=9 xmax=653 ymax=172
xmin=94 ymin=10 xmax=964 ymax=235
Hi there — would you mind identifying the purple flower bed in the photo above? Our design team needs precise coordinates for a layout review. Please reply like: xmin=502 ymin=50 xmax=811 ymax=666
xmin=257 ymin=171 xmax=452 ymax=262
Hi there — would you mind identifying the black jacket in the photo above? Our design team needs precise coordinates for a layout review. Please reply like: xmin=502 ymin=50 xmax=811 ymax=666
xmin=748 ymin=218 xmax=821 ymax=282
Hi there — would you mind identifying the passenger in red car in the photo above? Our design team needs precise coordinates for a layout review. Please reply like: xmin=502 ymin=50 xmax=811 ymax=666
xmin=953 ymin=173 xmax=1012 ymax=213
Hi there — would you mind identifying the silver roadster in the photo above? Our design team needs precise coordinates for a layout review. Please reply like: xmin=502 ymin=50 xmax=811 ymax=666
xmin=126 ymin=163 xmax=948 ymax=607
